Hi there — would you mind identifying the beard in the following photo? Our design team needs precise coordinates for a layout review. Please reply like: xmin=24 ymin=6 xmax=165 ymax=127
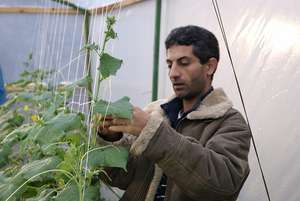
xmin=173 ymin=78 xmax=207 ymax=100
xmin=176 ymin=90 xmax=201 ymax=100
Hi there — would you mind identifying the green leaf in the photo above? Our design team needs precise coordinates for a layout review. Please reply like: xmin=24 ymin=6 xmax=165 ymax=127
xmin=41 ymin=143 xmax=65 ymax=157
xmin=83 ymin=182 xmax=101 ymax=201
xmin=41 ymin=103 xmax=57 ymax=121
xmin=0 ymin=172 xmax=8 ymax=184
xmin=0 ymin=182 xmax=25 ymax=201
xmin=7 ymin=111 xmax=24 ymax=127
xmin=12 ymin=156 xmax=62 ymax=184
xmin=93 ymin=96 xmax=133 ymax=119
xmin=17 ymin=92 xmax=34 ymax=101
xmin=0 ymin=157 xmax=61 ymax=201
xmin=0 ymin=143 xmax=11 ymax=167
xmin=34 ymin=127 xmax=65 ymax=145
xmin=45 ymin=112 xmax=82 ymax=131
xmin=26 ymin=188 xmax=55 ymax=201
xmin=53 ymin=181 xmax=101 ymax=201
xmin=53 ymin=181 xmax=79 ymax=201
xmin=34 ymin=113 xmax=83 ymax=145
xmin=57 ymin=144 xmax=79 ymax=174
xmin=84 ymin=146 xmax=128 ymax=170
xmin=1 ymin=125 xmax=31 ymax=145
xmin=99 ymin=53 xmax=122 ymax=79
xmin=65 ymin=75 xmax=92 ymax=91
xmin=32 ymin=91 xmax=52 ymax=102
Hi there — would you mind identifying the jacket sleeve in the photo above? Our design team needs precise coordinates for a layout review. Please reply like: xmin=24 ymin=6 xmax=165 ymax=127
xmin=130 ymin=110 xmax=251 ymax=200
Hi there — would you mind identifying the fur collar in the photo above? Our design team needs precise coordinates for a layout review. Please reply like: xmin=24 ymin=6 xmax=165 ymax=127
xmin=144 ymin=88 xmax=232 ymax=120
xmin=187 ymin=88 xmax=233 ymax=119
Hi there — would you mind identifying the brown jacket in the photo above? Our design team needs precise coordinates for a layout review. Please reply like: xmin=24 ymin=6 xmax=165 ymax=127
xmin=103 ymin=88 xmax=251 ymax=201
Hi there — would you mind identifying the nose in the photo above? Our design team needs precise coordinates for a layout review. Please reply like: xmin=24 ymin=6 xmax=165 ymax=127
xmin=169 ymin=64 xmax=180 ymax=80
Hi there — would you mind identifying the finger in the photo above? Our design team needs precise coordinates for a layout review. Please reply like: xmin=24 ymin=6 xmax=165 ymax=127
xmin=100 ymin=115 xmax=114 ymax=121
xmin=109 ymin=125 xmax=129 ymax=133
xmin=98 ymin=127 xmax=110 ymax=135
xmin=112 ymin=118 xmax=130 ymax=125
xmin=102 ymin=121 xmax=112 ymax=126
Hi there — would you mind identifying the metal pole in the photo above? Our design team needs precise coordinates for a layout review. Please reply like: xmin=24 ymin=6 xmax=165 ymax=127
xmin=152 ymin=0 xmax=162 ymax=101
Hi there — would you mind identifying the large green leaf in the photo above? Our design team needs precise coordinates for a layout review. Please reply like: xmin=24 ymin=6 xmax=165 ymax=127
xmin=93 ymin=96 xmax=133 ymax=119
xmin=53 ymin=181 xmax=101 ymax=201
xmin=0 ymin=182 xmax=25 ymax=201
xmin=32 ymin=91 xmax=52 ymax=102
xmin=53 ymin=182 xmax=79 ymax=201
xmin=7 ymin=112 xmax=24 ymax=127
xmin=45 ymin=113 xmax=83 ymax=132
xmin=83 ymin=182 xmax=101 ymax=201
xmin=13 ymin=156 xmax=62 ymax=184
xmin=84 ymin=146 xmax=128 ymax=171
xmin=2 ymin=124 xmax=32 ymax=143
xmin=41 ymin=103 xmax=57 ymax=121
xmin=99 ymin=53 xmax=122 ymax=79
xmin=65 ymin=75 xmax=92 ymax=95
xmin=0 ymin=157 xmax=61 ymax=201
xmin=0 ymin=143 xmax=11 ymax=167
xmin=34 ymin=113 xmax=83 ymax=145
xmin=0 ymin=110 xmax=14 ymax=126
xmin=57 ymin=144 xmax=79 ymax=174
xmin=34 ymin=127 xmax=65 ymax=145
xmin=17 ymin=92 xmax=35 ymax=101
xmin=26 ymin=188 xmax=55 ymax=201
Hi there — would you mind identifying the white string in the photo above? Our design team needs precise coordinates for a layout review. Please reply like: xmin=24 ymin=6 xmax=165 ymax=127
xmin=46 ymin=0 xmax=61 ymax=88
xmin=38 ymin=0 xmax=51 ymax=78
xmin=64 ymin=6 xmax=80 ymax=108
xmin=70 ymin=9 xmax=87 ymax=112
xmin=31 ymin=0 xmax=41 ymax=72
xmin=53 ymin=1 xmax=70 ymax=105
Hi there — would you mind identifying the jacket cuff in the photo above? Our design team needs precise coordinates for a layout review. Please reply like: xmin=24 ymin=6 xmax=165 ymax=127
xmin=130 ymin=111 xmax=164 ymax=155
xmin=97 ymin=131 xmax=123 ymax=142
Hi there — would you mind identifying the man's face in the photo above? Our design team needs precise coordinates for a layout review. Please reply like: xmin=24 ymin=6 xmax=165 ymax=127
xmin=166 ymin=45 xmax=212 ymax=100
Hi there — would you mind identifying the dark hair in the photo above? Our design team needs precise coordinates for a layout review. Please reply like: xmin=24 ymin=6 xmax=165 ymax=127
xmin=165 ymin=25 xmax=219 ymax=64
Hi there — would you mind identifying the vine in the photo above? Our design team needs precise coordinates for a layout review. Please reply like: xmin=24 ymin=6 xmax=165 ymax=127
xmin=0 ymin=16 xmax=131 ymax=201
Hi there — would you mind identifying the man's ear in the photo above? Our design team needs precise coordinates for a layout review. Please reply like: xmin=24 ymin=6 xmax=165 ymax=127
xmin=206 ymin=57 xmax=218 ymax=77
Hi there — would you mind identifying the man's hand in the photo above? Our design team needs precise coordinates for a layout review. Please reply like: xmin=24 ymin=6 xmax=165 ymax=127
xmin=97 ymin=115 xmax=123 ymax=141
xmin=108 ymin=107 xmax=150 ymax=136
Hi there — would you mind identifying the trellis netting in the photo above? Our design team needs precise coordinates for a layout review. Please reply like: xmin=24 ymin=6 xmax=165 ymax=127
xmin=0 ymin=0 xmax=300 ymax=201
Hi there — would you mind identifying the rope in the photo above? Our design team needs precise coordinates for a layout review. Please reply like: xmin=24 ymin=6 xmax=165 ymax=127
xmin=211 ymin=1 xmax=272 ymax=201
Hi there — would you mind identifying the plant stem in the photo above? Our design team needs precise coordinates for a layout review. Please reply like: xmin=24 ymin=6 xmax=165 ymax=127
xmin=94 ymin=27 xmax=110 ymax=102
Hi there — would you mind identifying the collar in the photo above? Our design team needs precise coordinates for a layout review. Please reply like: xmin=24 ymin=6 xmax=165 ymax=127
xmin=187 ymin=88 xmax=233 ymax=119
xmin=143 ymin=88 xmax=233 ymax=120
xmin=160 ymin=87 xmax=214 ymax=125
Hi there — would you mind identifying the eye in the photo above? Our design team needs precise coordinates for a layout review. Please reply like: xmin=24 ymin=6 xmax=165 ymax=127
xmin=166 ymin=62 xmax=172 ymax=69
xmin=178 ymin=59 xmax=190 ymax=66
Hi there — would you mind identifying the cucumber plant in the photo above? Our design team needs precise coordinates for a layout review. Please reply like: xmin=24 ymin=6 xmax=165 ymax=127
xmin=0 ymin=16 xmax=131 ymax=201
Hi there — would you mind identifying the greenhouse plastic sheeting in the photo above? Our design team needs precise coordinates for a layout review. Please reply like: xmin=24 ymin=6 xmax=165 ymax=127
xmin=89 ymin=0 xmax=155 ymax=107
xmin=1 ymin=0 xmax=300 ymax=200
xmin=158 ymin=0 xmax=300 ymax=200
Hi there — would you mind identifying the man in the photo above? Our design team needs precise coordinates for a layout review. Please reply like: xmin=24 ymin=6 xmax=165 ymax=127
xmin=98 ymin=25 xmax=251 ymax=201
